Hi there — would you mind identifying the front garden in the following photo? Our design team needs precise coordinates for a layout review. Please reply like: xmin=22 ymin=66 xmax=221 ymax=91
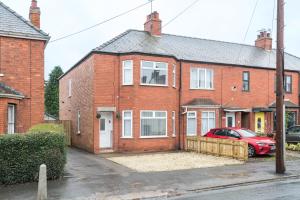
xmin=0 ymin=124 xmax=66 ymax=185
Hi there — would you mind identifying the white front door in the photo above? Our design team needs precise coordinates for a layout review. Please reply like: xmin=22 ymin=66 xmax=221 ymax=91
xmin=226 ymin=113 xmax=235 ymax=127
xmin=99 ymin=112 xmax=113 ymax=148
xmin=7 ymin=104 xmax=15 ymax=134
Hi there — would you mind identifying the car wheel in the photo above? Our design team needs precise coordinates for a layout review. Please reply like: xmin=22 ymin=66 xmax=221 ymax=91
xmin=248 ymin=145 xmax=256 ymax=157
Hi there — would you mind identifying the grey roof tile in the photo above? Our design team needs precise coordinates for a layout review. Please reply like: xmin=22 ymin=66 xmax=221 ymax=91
xmin=0 ymin=82 xmax=24 ymax=97
xmin=184 ymin=98 xmax=220 ymax=106
xmin=95 ymin=30 xmax=300 ymax=71
xmin=0 ymin=1 xmax=50 ymax=41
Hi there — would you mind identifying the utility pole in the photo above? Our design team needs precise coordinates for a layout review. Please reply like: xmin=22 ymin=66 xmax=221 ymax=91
xmin=275 ymin=0 xmax=286 ymax=174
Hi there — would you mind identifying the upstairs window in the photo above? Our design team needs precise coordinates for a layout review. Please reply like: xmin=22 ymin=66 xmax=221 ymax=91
xmin=190 ymin=68 xmax=213 ymax=89
xmin=242 ymin=71 xmax=250 ymax=91
xmin=141 ymin=61 xmax=168 ymax=86
xmin=284 ymin=75 xmax=292 ymax=93
xmin=274 ymin=75 xmax=293 ymax=93
xmin=122 ymin=60 xmax=133 ymax=85
xmin=172 ymin=64 xmax=176 ymax=88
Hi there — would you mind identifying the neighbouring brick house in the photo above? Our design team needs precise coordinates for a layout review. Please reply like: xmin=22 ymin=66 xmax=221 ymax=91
xmin=0 ymin=0 xmax=50 ymax=134
xmin=59 ymin=11 xmax=300 ymax=153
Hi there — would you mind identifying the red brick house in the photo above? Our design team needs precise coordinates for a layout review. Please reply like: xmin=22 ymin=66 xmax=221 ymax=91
xmin=59 ymin=11 xmax=300 ymax=153
xmin=0 ymin=0 xmax=50 ymax=134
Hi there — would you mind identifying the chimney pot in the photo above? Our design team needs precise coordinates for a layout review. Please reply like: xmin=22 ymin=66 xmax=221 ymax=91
xmin=144 ymin=11 xmax=162 ymax=36
xmin=29 ymin=0 xmax=41 ymax=28
xmin=255 ymin=29 xmax=272 ymax=50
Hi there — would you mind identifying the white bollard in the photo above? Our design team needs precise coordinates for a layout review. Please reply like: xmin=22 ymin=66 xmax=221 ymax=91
xmin=37 ymin=164 xmax=47 ymax=200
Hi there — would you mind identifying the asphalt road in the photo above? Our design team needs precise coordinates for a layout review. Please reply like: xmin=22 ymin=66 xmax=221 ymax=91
xmin=170 ymin=178 xmax=300 ymax=200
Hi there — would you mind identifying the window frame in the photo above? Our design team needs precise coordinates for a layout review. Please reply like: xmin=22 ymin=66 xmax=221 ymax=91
xmin=187 ymin=111 xmax=197 ymax=136
xmin=190 ymin=67 xmax=214 ymax=90
xmin=242 ymin=71 xmax=250 ymax=92
xmin=284 ymin=75 xmax=292 ymax=93
xmin=140 ymin=60 xmax=168 ymax=87
xmin=172 ymin=64 xmax=176 ymax=88
xmin=77 ymin=110 xmax=81 ymax=134
xmin=122 ymin=110 xmax=133 ymax=138
xmin=140 ymin=110 xmax=168 ymax=138
xmin=122 ymin=60 xmax=133 ymax=85
xmin=201 ymin=111 xmax=216 ymax=135
xmin=7 ymin=104 xmax=16 ymax=134
xmin=172 ymin=111 xmax=176 ymax=137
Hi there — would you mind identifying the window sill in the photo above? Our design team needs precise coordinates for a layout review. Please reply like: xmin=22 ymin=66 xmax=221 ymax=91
xmin=122 ymin=84 xmax=133 ymax=86
xmin=140 ymin=136 xmax=168 ymax=139
xmin=190 ymin=88 xmax=214 ymax=91
xmin=172 ymin=135 xmax=176 ymax=138
xmin=140 ymin=84 xmax=168 ymax=87
xmin=121 ymin=136 xmax=133 ymax=139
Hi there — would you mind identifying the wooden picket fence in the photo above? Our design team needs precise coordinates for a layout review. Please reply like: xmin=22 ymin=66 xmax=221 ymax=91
xmin=44 ymin=120 xmax=72 ymax=146
xmin=186 ymin=136 xmax=248 ymax=161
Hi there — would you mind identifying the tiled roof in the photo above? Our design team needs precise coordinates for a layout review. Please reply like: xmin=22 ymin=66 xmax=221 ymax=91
xmin=0 ymin=1 xmax=49 ymax=41
xmin=94 ymin=29 xmax=300 ymax=71
xmin=269 ymin=100 xmax=299 ymax=108
xmin=183 ymin=98 xmax=220 ymax=106
xmin=0 ymin=82 xmax=24 ymax=98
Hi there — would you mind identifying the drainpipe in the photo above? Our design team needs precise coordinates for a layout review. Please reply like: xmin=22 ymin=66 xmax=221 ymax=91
xmin=178 ymin=60 xmax=182 ymax=150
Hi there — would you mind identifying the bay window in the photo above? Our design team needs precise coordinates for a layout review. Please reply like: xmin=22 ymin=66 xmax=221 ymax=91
xmin=140 ymin=111 xmax=167 ymax=137
xmin=122 ymin=60 xmax=133 ymax=85
xmin=141 ymin=61 xmax=168 ymax=86
xmin=122 ymin=110 xmax=133 ymax=138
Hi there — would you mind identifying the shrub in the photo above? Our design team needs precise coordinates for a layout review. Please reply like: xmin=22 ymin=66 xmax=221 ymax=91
xmin=27 ymin=123 xmax=64 ymax=134
xmin=0 ymin=125 xmax=66 ymax=185
xmin=286 ymin=143 xmax=300 ymax=151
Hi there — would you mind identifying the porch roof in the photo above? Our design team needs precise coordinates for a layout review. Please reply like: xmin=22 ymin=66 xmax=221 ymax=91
xmin=183 ymin=98 xmax=220 ymax=108
xmin=0 ymin=82 xmax=24 ymax=99
xmin=269 ymin=100 xmax=300 ymax=109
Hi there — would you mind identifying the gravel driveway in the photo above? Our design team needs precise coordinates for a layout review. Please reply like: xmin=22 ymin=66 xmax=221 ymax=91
xmin=107 ymin=152 xmax=243 ymax=172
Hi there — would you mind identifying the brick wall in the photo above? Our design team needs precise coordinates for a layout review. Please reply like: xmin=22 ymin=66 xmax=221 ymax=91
xmin=0 ymin=36 xmax=45 ymax=133
xmin=59 ymin=55 xmax=95 ymax=152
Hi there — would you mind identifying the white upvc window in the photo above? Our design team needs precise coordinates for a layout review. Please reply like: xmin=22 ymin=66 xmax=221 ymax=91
xmin=201 ymin=111 xmax=216 ymax=135
xmin=140 ymin=111 xmax=167 ymax=137
xmin=140 ymin=61 xmax=168 ymax=86
xmin=172 ymin=64 xmax=176 ymax=88
xmin=7 ymin=104 xmax=15 ymax=134
xmin=187 ymin=111 xmax=197 ymax=136
xmin=172 ymin=111 xmax=176 ymax=137
xmin=122 ymin=110 xmax=133 ymax=138
xmin=68 ymin=79 xmax=72 ymax=97
xmin=77 ymin=110 xmax=81 ymax=134
xmin=122 ymin=60 xmax=133 ymax=85
xmin=190 ymin=68 xmax=214 ymax=89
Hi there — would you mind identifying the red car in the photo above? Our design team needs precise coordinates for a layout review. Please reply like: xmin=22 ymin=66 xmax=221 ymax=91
xmin=204 ymin=127 xmax=276 ymax=157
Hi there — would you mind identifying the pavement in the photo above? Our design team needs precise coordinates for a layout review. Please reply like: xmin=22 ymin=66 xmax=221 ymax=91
xmin=1 ymin=148 xmax=300 ymax=200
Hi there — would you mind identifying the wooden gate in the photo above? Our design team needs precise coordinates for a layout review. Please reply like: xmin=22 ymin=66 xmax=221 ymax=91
xmin=44 ymin=120 xmax=72 ymax=146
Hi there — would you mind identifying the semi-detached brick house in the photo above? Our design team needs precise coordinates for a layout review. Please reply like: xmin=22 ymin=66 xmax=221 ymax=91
xmin=59 ymin=11 xmax=300 ymax=153
xmin=0 ymin=0 xmax=50 ymax=134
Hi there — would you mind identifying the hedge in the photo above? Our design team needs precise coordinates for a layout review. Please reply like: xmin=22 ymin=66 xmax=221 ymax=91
xmin=286 ymin=143 xmax=300 ymax=151
xmin=0 ymin=125 xmax=66 ymax=185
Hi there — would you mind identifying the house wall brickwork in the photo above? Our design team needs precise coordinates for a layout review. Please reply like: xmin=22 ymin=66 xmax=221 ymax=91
xmin=0 ymin=36 xmax=45 ymax=134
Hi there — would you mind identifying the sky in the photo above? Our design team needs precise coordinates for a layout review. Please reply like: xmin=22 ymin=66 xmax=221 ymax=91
xmin=2 ymin=0 xmax=300 ymax=80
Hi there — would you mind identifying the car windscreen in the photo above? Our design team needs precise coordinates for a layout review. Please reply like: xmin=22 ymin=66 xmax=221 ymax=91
xmin=238 ymin=129 xmax=257 ymax=138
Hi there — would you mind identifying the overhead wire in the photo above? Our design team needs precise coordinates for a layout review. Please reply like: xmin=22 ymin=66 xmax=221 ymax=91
xmin=49 ymin=0 xmax=155 ymax=44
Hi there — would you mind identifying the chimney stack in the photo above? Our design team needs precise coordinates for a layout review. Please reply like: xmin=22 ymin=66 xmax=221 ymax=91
xmin=144 ymin=11 xmax=162 ymax=36
xmin=29 ymin=0 xmax=41 ymax=28
xmin=255 ymin=30 xmax=272 ymax=50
